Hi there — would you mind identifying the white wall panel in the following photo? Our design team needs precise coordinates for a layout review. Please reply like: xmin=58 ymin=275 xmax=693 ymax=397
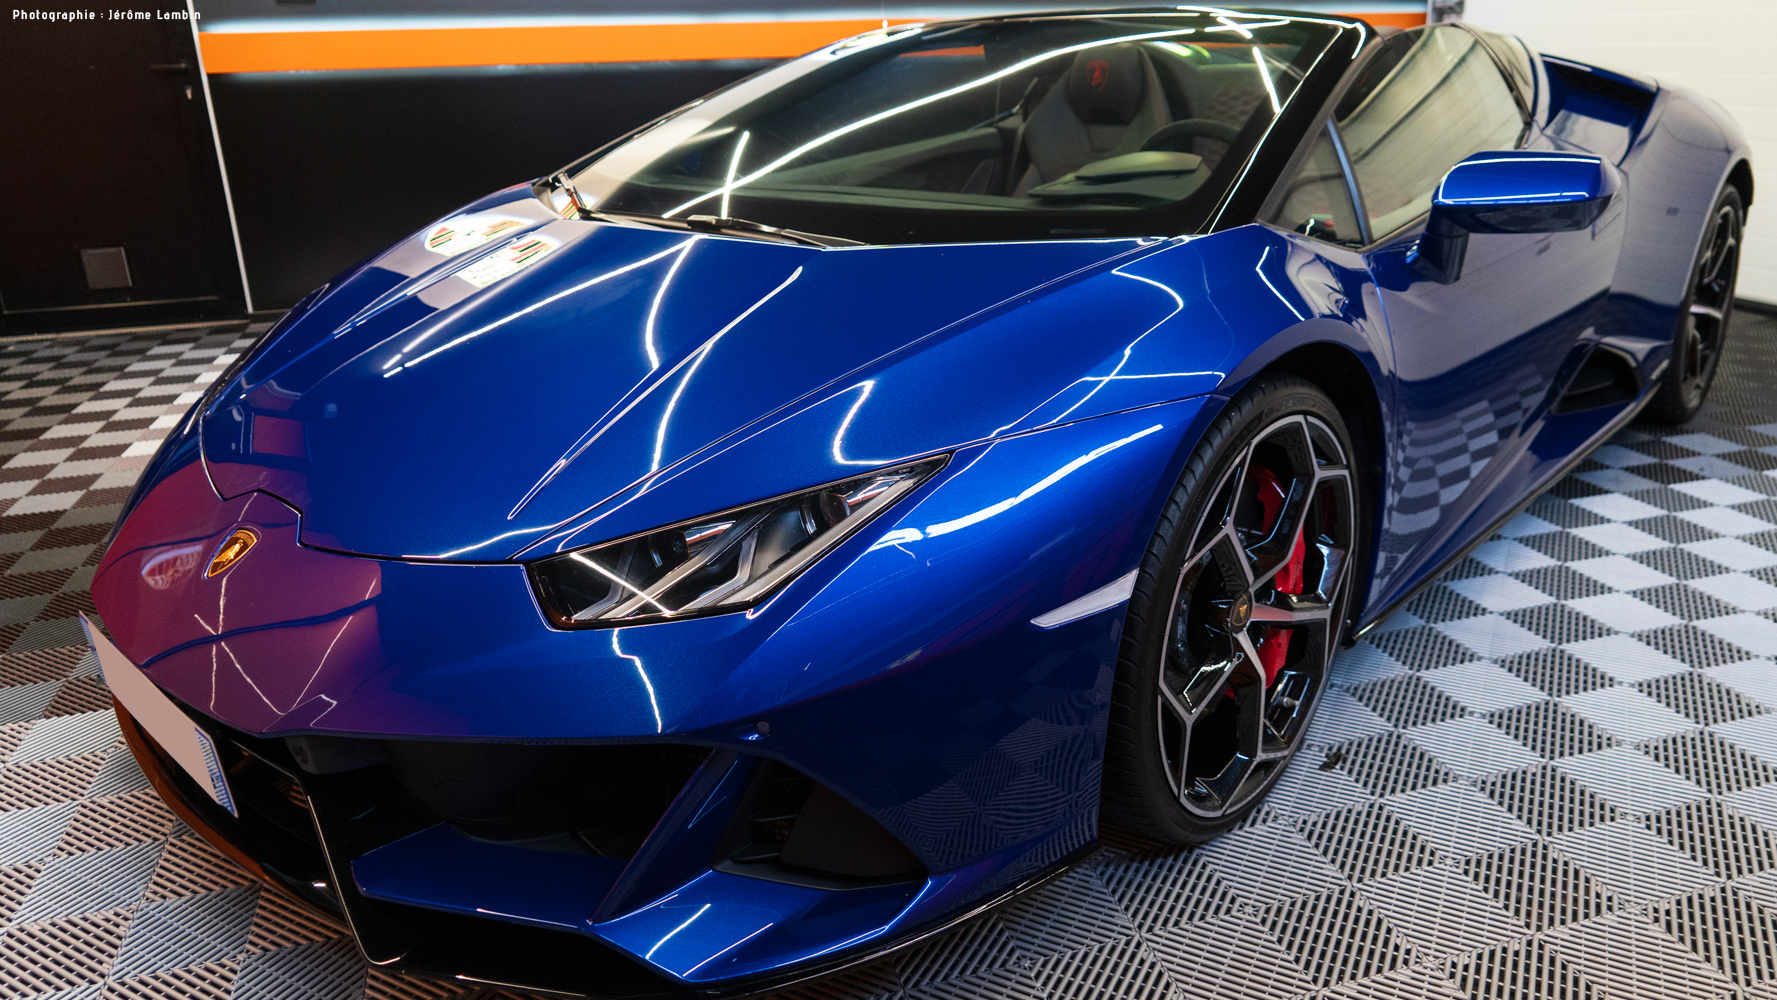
xmin=1465 ymin=0 xmax=1777 ymax=305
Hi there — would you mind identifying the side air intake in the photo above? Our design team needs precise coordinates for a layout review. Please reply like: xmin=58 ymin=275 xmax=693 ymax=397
xmin=1554 ymin=343 xmax=1641 ymax=414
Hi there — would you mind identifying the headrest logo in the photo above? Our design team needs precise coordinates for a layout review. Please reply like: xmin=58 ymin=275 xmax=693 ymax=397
xmin=1087 ymin=60 xmax=1110 ymax=92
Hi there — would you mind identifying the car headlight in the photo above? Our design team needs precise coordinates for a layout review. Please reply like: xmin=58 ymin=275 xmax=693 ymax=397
xmin=529 ymin=458 xmax=946 ymax=627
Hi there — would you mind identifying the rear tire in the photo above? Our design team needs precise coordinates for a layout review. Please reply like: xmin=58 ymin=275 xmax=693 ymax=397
xmin=1645 ymin=186 xmax=1743 ymax=424
xmin=1100 ymin=377 xmax=1362 ymax=844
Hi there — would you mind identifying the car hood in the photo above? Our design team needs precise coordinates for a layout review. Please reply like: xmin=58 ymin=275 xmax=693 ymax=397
xmin=202 ymin=196 xmax=1147 ymax=560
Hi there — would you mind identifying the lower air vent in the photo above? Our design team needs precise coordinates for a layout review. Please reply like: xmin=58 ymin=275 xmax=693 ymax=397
xmin=1554 ymin=344 xmax=1641 ymax=414
xmin=79 ymin=246 xmax=132 ymax=290
xmin=716 ymin=760 xmax=926 ymax=889
xmin=378 ymin=741 xmax=709 ymax=858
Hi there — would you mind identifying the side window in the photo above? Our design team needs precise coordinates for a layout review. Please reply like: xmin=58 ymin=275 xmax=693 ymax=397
xmin=1335 ymin=25 xmax=1525 ymax=238
xmin=1267 ymin=127 xmax=1364 ymax=247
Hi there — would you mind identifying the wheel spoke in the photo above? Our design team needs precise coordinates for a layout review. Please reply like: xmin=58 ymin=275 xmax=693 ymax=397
xmin=1158 ymin=410 xmax=1357 ymax=821
xmin=1691 ymin=301 xmax=1724 ymax=321
xmin=1179 ymin=647 xmax=1241 ymax=718
xmin=1249 ymin=593 xmax=1335 ymax=625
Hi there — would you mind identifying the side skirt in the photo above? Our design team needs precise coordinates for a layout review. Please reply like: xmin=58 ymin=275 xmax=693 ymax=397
xmin=1351 ymin=390 xmax=1654 ymax=642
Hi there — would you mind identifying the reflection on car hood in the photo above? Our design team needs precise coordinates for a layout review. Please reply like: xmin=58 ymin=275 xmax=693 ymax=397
xmin=202 ymin=203 xmax=1140 ymax=560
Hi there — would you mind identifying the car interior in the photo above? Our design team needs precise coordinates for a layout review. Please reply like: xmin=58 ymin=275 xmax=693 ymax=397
xmin=623 ymin=35 xmax=1304 ymax=214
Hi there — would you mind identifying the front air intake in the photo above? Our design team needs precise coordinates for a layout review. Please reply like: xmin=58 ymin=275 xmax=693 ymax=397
xmin=716 ymin=760 xmax=926 ymax=888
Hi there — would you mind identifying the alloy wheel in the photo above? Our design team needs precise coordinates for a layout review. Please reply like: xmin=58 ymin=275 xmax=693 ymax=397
xmin=1157 ymin=413 xmax=1355 ymax=819
xmin=1679 ymin=201 xmax=1741 ymax=408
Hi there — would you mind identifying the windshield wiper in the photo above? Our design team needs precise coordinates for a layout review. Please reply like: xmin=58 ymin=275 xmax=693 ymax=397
xmin=685 ymin=215 xmax=863 ymax=248
xmin=545 ymin=171 xmax=612 ymax=221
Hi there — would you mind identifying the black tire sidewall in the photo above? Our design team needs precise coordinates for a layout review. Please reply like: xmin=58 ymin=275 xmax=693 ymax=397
xmin=1101 ymin=376 xmax=1361 ymax=844
xmin=1648 ymin=185 xmax=1744 ymax=424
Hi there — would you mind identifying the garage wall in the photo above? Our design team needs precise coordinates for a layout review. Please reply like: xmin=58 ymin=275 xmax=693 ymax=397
xmin=1463 ymin=0 xmax=1776 ymax=307
xmin=190 ymin=0 xmax=1428 ymax=311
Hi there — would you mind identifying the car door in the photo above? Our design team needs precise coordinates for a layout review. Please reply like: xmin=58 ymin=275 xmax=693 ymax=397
xmin=1335 ymin=25 xmax=1625 ymax=609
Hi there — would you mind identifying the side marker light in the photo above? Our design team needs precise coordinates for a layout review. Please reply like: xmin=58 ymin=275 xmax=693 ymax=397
xmin=206 ymin=528 xmax=257 ymax=578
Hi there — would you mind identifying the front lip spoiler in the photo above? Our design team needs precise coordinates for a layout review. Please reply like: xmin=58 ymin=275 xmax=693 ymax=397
xmin=115 ymin=695 xmax=1103 ymax=998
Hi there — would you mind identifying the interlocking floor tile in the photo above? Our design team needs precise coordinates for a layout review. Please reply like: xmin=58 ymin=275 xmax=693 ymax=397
xmin=1553 ymin=745 xmax=1708 ymax=814
xmin=10 ymin=710 xmax=118 ymax=764
xmin=1551 ymin=819 xmax=1719 ymax=904
xmin=1333 ymin=731 xmax=1460 ymax=798
xmin=1443 ymin=573 xmax=1555 ymax=612
xmin=1694 ymin=571 xmax=1777 ymax=610
xmin=1380 ymin=783 xmax=1537 ymax=859
xmin=1416 ymin=662 xmax=1544 ymax=714
xmin=1303 ymin=688 xmax=1395 ymax=746
xmin=1431 ymin=615 xmax=1550 ymax=660
xmin=1657 ymin=885 xmax=1777 ymax=987
xmin=1196 ymin=823 xmax=1346 ymax=905
xmin=1446 ymin=937 xmax=1599 ymax=1000
xmin=1493 ymin=647 xmax=1614 ymax=698
xmin=111 ymin=885 xmax=257 ymax=978
xmin=1366 ymin=627 xmax=1478 ymax=672
xmin=1357 ymin=864 xmax=1528 ymax=958
xmin=0 ymin=908 xmax=128 ymax=997
xmin=1260 ymin=747 xmax=1374 ymax=819
xmin=1685 ymin=536 xmax=1777 ymax=571
xmin=1260 ymin=885 xmax=1413 ymax=987
xmin=1346 ymin=675 xmax=1467 ymax=730
xmin=1318 ymin=965 xmax=1469 ymax=1000
xmin=1094 ymin=851 xmax=1233 ymax=935
xmin=1485 ymin=700 xmax=1616 ymax=760
xmin=1297 ymin=801 xmax=1440 ymax=883
xmin=13 ymin=841 xmax=159 ymax=924
xmin=1697 ymin=611 xmax=1777 ymax=656
xmin=1544 ymin=911 xmax=1737 ymax=1000
xmin=1477 ymin=764 xmax=1618 ymax=836
xmin=1643 ymin=729 xmax=1777 ymax=794
xmin=1645 ymin=798 xmax=1777 ymax=879
xmin=1567 ymin=553 xmax=1678 ymax=591
xmin=1560 ymin=633 xmax=1690 ymax=682
xmin=1462 ymin=841 xmax=1618 ymax=932
xmin=1404 ymin=716 xmax=1542 ymax=778
xmin=231 ymin=936 xmax=366 ymax=1000
xmin=1563 ymin=591 xmax=1681 ymax=632
xmin=998 ymin=868 xmax=1133 ymax=958
xmin=1640 ymin=669 xmax=1768 ymax=726
xmin=1145 ymin=912 xmax=1318 ymax=999
xmin=1561 ymin=684 xmax=1699 ymax=742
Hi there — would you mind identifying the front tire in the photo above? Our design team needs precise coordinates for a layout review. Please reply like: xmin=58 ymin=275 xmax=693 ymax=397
xmin=1645 ymin=186 xmax=1744 ymax=424
xmin=1102 ymin=377 xmax=1362 ymax=844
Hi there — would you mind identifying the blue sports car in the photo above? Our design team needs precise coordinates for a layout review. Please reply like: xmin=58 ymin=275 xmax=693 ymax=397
xmin=89 ymin=7 xmax=1749 ymax=996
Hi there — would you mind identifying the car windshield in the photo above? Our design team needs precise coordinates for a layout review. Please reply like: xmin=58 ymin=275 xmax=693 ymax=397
xmin=559 ymin=10 xmax=1350 ymax=245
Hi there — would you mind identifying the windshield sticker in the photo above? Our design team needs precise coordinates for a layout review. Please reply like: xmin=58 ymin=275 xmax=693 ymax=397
xmin=456 ymin=234 xmax=560 ymax=288
xmin=423 ymin=214 xmax=528 ymax=257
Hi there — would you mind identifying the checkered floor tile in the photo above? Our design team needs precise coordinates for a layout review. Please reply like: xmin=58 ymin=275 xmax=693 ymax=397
xmin=1 ymin=312 xmax=1776 ymax=1000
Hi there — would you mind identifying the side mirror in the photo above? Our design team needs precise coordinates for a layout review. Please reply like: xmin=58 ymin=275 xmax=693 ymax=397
xmin=1413 ymin=150 xmax=1619 ymax=284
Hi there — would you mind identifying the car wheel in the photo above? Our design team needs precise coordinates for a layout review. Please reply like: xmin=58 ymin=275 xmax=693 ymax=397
xmin=1101 ymin=377 xmax=1361 ymax=844
xmin=1645 ymin=186 xmax=1744 ymax=424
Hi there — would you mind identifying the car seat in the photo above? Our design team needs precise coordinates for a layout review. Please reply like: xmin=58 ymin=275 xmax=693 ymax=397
xmin=1010 ymin=43 xmax=1171 ymax=195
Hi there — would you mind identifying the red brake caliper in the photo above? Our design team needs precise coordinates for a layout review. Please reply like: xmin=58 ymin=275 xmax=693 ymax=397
xmin=1247 ymin=467 xmax=1306 ymax=687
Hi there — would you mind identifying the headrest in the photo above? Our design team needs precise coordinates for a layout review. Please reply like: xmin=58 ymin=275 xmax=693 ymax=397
xmin=1066 ymin=44 xmax=1147 ymax=126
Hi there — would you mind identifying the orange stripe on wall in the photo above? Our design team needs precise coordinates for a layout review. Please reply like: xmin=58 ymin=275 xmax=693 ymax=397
xmin=1362 ymin=12 xmax=1431 ymax=29
xmin=198 ymin=20 xmax=906 ymax=73
xmin=197 ymin=13 xmax=1426 ymax=74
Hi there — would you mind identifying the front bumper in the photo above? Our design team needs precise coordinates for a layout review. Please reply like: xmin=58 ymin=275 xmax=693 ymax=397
xmin=117 ymin=690 xmax=1092 ymax=998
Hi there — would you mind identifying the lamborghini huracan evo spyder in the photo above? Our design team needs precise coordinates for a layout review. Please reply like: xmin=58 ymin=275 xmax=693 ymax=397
xmin=89 ymin=8 xmax=1749 ymax=997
